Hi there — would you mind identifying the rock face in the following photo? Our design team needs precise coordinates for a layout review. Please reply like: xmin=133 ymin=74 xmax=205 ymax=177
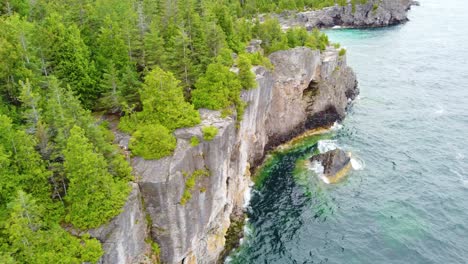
xmin=89 ymin=183 xmax=150 ymax=264
xmin=126 ymin=46 xmax=358 ymax=264
xmin=311 ymin=149 xmax=351 ymax=183
xmin=277 ymin=0 xmax=417 ymax=29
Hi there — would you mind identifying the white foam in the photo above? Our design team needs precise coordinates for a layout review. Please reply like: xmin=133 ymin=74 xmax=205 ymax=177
xmin=434 ymin=105 xmax=445 ymax=115
xmin=350 ymin=157 xmax=365 ymax=171
xmin=308 ymin=160 xmax=330 ymax=184
xmin=317 ymin=139 xmax=338 ymax=153
xmin=456 ymin=153 xmax=465 ymax=160
xmin=331 ymin=122 xmax=343 ymax=131
xmin=450 ymin=168 xmax=468 ymax=187
xmin=242 ymin=181 xmax=253 ymax=208
xmin=308 ymin=160 xmax=324 ymax=175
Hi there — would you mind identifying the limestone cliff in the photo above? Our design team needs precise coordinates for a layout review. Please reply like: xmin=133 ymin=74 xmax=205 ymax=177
xmin=112 ymin=46 xmax=357 ymax=264
xmin=277 ymin=0 xmax=418 ymax=29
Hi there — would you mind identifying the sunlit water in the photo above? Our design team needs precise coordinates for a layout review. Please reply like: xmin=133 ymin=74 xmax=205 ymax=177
xmin=228 ymin=1 xmax=468 ymax=263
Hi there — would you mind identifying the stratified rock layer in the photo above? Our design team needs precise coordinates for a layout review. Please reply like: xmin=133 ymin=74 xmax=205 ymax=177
xmin=277 ymin=0 xmax=417 ymax=29
xmin=128 ymin=47 xmax=357 ymax=264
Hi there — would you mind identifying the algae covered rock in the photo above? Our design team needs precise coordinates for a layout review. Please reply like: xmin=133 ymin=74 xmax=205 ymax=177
xmin=311 ymin=149 xmax=351 ymax=183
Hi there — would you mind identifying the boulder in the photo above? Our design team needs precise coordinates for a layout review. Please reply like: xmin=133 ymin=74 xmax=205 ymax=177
xmin=311 ymin=149 xmax=351 ymax=183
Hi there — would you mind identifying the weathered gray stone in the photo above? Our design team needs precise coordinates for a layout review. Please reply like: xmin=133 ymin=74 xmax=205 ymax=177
xmin=245 ymin=39 xmax=263 ymax=54
xmin=89 ymin=183 xmax=149 ymax=264
xmin=311 ymin=149 xmax=351 ymax=177
xmin=278 ymin=0 xmax=417 ymax=29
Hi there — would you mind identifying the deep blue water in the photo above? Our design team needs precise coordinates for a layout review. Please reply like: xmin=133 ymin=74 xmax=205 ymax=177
xmin=228 ymin=1 xmax=468 ymax=263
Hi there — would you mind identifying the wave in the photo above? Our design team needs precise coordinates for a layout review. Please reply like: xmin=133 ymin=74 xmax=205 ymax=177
xmin=317 ymin=139 xmax=339 ymax=153
xmin=331 ymin=122 xmax=343 ymax=131
xmin=351 ymin=157 xmax=366 ymax=170
xmin=308 ymin=160 xmax=330 ymax=184
xmin=450 ymin=168 xmax=468 ymax=188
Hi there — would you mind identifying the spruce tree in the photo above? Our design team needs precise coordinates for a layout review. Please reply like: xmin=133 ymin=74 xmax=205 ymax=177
xmin=63 ymin=125 xmax=129 ymax=229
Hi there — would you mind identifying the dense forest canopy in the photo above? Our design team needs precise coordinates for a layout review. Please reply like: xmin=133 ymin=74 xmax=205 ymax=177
xmin=0 ymin=0 xmax=336 ymax=262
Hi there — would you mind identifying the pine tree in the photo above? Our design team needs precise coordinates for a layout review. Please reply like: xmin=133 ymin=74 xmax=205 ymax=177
xmin=63 ymin=125 xmax=129 ymax=229
xmin=43 ymin=13 xmax=97 ymax=107
xmin=238 ymin=54 xmax=257 ymax=90
xmin=192 ymin=63 xmax=242 ymax=110
xmin=0 ymin=14 xmax=39 ymax=104
xmin=143 ymin=20 xmax=166 ymax=69
xmin=136 ymin=67 xmax=200 ymax=131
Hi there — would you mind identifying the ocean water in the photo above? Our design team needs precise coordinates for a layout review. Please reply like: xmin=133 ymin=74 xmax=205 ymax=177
xmin=228 ymin=1 xmax=468 ymax=263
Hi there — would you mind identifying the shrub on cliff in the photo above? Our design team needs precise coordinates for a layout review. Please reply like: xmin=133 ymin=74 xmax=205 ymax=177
xmin=120 ymin=67 xmax=200 ymax=133
xmin=129 ymin=124 xmax=177 ymax=160
xmin=192 ymin=63 xmax=242 ymax=110
xmin=202 ymin=126 xmax=219 ymax=141
xmin=339 ymin=48 xmax=347 ymax=56
xmin=238 ymin=54 xmax=258 ymax=90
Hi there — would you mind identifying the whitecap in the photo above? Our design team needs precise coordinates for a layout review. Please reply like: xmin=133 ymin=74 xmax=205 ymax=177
xmin=450 ymin=168 xmax=468 ymax=187
xmin=351 ymin=157 xmax=365 ymax=171
xmin=308 ymin=160 xmax=324 ymax=175
xmin=308 ymin=160 xmax=330 ymax=184
xmin=317 ymin=139 xmax=338 ymax=153
xmin=456 ymin=153 xmax=465 ymax=160
xmin=434 ymin=104 xmax=445 ymax=115
xmin=331 ymin=122 xmax=343 ymax=131
xmin=242 ymin=181 xmax=253 ymax=208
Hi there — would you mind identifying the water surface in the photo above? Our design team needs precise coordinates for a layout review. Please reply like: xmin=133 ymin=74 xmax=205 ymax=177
xmin=229 ymin=1 xmax=468 ymax=263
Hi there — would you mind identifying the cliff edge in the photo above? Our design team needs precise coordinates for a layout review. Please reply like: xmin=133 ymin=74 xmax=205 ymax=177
xmin=98 ymin=46 xmax=357 ymax=264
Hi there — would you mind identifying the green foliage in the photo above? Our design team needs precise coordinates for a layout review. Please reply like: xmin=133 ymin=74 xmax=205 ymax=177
xmin=253 ymin=20 xmax=329 ymax=54
xmin=373 ymin=3 xmax=379 ymax=12
xmin=202 ymin=126 xmax=219 ymax=141
xmin=192 ymin=63 xmax=242 ymax=110
xmin=129 ymin=124 xmax=177 ymax=160
xmin=339 ymin=48 xmax=347 ymax=56
xmin=0 ymin=0 xmax=340 ymax=260
xmin=180 ymin=168 xmax=210 ymax=205
xmin=247 ymin=52 xmax=274 ymax=69
xmin=2 ymin=191 xmax=103 ymax=263
xmin=63 ymin=126 xmax=130 ymax=229
xmin=190 ymin=136 xmax=200 ymax=147
xmin=238 ymin=54 xmax=257 ymax=90
xmin=120 ymin=67 xmax=200 ymax=133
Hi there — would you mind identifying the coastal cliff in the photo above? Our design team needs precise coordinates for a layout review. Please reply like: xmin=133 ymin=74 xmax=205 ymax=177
xmin=95 ymin=46 xmax=357 ymax=264
xmin=277 ymin=0 xmax=418 ymax=29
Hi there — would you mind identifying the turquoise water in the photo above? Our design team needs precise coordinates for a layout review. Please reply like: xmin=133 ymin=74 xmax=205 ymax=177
xmin=229 ymin=1 xmax=468 ymax=263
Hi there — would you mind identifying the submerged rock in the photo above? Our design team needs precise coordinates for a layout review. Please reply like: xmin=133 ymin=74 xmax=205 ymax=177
xmin=311 ymin=149 xmax=351 ymax=183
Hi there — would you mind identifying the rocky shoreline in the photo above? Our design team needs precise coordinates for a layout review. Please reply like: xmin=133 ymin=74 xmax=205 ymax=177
xmin=275 ymin=0 xmax=419 ymax=30
xmin=89 ymin=1 xmax=418 ymax=263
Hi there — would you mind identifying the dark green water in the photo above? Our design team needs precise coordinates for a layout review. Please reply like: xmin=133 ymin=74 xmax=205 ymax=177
xmin=228 ymin=1 xmax=468 ymax=263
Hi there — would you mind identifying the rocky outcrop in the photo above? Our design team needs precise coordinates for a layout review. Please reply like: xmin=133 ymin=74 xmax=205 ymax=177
xmin=310 ymin=149 xmax=352 ymax=184
xmin=93 ymin=46 xmax=357 ymax=264
xmin=124 ymin=46 xmax=357 ymax=264
xmin=277 ymin=0 xmax=418 ymax=29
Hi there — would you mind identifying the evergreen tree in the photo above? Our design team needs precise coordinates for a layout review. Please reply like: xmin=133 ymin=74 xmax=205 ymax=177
xmin=43 ymin=13 xmax=97 ymax=107
xmin=121 ymin=67 xmax=200 ymax=132
xmin=192 ymin=63 xmax=242 ymax=110
xmin=63 ymin=125 xmax=129 ymax=229
xmin=238 ymin=54 xmax=257 ymax=90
